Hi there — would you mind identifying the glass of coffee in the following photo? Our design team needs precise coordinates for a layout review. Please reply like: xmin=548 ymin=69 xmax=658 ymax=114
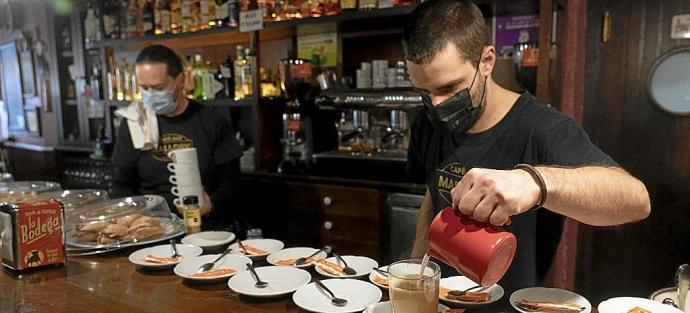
xmin=388 ymin=259 xmax=440 ymax=313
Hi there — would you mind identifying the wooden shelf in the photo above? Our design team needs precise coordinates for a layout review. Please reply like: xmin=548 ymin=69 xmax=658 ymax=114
xmin=94 ymin=99 xmax=254 ymax=108
xmin=91 ymin=5 xmax=418 ymax=50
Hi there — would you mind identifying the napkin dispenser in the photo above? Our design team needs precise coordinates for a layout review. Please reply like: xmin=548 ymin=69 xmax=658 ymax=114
xmin=0 ymin=200 xmax=66 ymax=270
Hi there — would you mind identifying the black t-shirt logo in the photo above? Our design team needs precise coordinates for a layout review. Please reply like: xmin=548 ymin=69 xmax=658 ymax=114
xmin=153 ymin=133 xmax=194 ymax=162
xmin=436 ymin=163 xmax=467 ymax=205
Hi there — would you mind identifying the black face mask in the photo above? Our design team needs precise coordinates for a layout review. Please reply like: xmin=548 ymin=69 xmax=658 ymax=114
xmin=422 ymin=67 xmax=486 ymax=136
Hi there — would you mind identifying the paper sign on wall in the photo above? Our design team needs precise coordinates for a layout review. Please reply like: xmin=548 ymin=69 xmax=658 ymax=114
xmin=297 ymin=32 xmax=338 ymax=68
xmin=240 ymin=10 xmax=263 ymax=33
xmin=671 ymin=14 xmax=690 ymax=39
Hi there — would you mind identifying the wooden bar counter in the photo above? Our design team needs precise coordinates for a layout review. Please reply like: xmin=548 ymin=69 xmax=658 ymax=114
xmin=0 ymin=248 xmax=596 ymax=313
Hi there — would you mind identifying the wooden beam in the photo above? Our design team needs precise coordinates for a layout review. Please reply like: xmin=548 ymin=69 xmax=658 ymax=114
xmin=536 ymin=0 xmax=553 ymax=102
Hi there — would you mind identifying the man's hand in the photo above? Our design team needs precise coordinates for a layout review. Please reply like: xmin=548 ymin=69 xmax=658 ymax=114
xmin=176 ymin=191 xmax=214 ymax=216
xmin=451 ymin=168 xmax=540 ymax=226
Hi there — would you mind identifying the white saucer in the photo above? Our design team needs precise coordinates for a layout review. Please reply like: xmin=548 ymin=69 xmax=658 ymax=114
xmin=439 ymin=276 xmax=504 ymax=308
xmin=128 ymin=244 xmax=202 ymax=269
xmin=292 ymin=279 xmax=382 ymax=313
xmin=228 ymin=265 xmax=311 ymax=297
xmin=368 ymin=266 xmax=389 ymax=290
xmin=173 ymin=254 xmax=251 ymax=283
xmin=510 ymin=287 xmax=591 ymax=313
xmin=314 ymin=255 xmax=378 ymax=279
xmin=229 ymin=238 xmax=284 ymax=259
xmin=181 ymin=231 xmax=235 ymax=250
xmin=599 ymin=297 xmax=684 ymax=313
xmin=364 ymin=301 xmax=450 ymax=313
xmin=266 ymin=247 xmax=328 ymax=268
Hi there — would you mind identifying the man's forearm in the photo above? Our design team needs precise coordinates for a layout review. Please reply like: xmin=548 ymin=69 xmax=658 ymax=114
xmin=538 ymin=165 xmax=650 ymax=226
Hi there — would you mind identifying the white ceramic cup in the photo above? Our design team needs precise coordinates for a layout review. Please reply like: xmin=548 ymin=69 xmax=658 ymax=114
xmin=168 ymin=148 xmax=198 ymax=164
xmin=169 ymin=174 xmax=201 ymax=185
xmin=166 ymin=162 xmax=200 ymax=175
xmin=170 ymin=184 xmax=205 ymax=208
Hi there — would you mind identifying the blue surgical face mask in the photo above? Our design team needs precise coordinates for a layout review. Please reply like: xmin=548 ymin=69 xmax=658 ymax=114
xmin=141 ymin=88 xmax=178 ymax=115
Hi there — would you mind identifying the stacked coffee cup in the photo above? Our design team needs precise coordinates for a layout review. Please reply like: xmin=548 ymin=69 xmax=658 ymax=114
xmin=167 ymin=148 xmax=205 ymax=208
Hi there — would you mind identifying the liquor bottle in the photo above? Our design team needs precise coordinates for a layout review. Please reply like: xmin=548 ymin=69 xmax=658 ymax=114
xmin=182 ymin=196 xmax=202 ymax=234
xmin=114 ymin=60 xmax=124 ymax=101
xmin=122 ymin=60 xmax=132 ymax=101
xmin=161 ymin=0 xmax=172 ymax=33
xmin=242 ymin=47 xmax=254 ymax=98
xmin=192 ymin=54 xmax=206 ymax=100
xmin=310 ymin=0 xmax=325 ymax=17
xmin=325 ymin=0 xmax=341 ymax=14
xmin=142 ymin=0 xmax=155 ymax=35
xmin=183 ymin=55 xmax=195 ymax=95
xmin=358 ymin=0 xmax=376 ymax=10
xmin=106 ymin=71 xmax=114 ymax=100
xmin=203 ymin=60 xmax=222 ymax=100
xmin=181 ymin=0 xmax=193 ymax=32
xmin=215 ymin=55 xmax=234 ymax=99
xmin=227 ymin=0 xmax=239 ymax=27
xmin=208 ymin=0 xmax=218 ymax=28
xmin=103 ymin=2 xmax=119 ymax=39
xmin=93 ymin=123 xmax=113 ymax=158
xmin=154 ymin=0 xmax=164 ymax=34
xmin=199 ymin=0 xmax=210 ymax=30
xmin=340 ymin=0 xmax=356 ymax=11
xmin=90 ymin=66 xmax=101 ymax=100
xmin=190 ymin=0 xmax=200 ymax=32
xmin=233 ymin=46 xmax=246 ymax=99
xmin=215 ymin=0 xmax=229 ymax=27
xmin=83 ymin=2 xmax=100 ymax=45
xmin=170 ymin=0 xmax=182 ymax=33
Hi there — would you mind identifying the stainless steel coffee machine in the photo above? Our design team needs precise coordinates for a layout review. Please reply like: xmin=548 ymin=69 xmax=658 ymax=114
xmin=315 ymin=91 xmax=422 ymax=162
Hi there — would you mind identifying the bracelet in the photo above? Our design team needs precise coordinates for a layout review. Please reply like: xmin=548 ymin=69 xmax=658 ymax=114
xmin=514 ymin=163 xmax=547 ymax=210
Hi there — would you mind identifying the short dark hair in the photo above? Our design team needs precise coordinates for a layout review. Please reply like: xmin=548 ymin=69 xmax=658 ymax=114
xmin=135 ymin=44 xmax=183 ymax=77
xmin=403 ymin=0 xmax=489 ymax=64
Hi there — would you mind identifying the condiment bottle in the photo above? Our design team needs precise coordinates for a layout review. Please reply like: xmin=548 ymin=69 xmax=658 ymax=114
xmin=182 ymin=195 xmax=202 ymax=234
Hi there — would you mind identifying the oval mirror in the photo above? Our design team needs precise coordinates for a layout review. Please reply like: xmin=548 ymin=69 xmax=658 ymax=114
xmin=648 ymin=47 xmax=690 ymax=115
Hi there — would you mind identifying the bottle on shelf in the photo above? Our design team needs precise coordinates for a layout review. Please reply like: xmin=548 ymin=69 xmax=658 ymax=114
xmin=93 ymin=123 xmax=113 ymax=159
xmin=190 ymin=0 xmax=201 ymax=32
xmin=192 ymin=54 xmax=206 ymax=100
xmin=199 ymin=0 xmax=211 ymax=30
xmin=141 ymin=0 xmax=155 ymax=35
xmin=214 ymin=0 xmax=230 ymax=27
xmin=170 ymin=0 xmax=182 ymax=34
xmin=181 ymin=0 xmax=193 ymax=33
xmin=233 ymin=46 xmax=246 ymax=100
xmin=114 ymin=59 xmax=125 ymax=101
xmin=122 ymin=60 xmax=132 ymax=101
xmin=340 ymin=0 xmax=356 ymax=11
xmin=203 ymin=60 xmax=223 ymax=100
xmin=325 ymin=0 xmax=341 ymax=15
xmin=215 ymin=55 xmax=234 ymax=99
xmin=123 ymin=0 xmax=141 ymax=38
xmin=310 ymin=0 xmax=325 ymax=17
xmin=207 ymin=0 xmax=218 ymax=28
xmin=242 ymin=47 xmax=254 ymax=98
xmin=227 ymin=0 xmax=240 ymax=27
xmin=260 ymin=67 xmax=279 ymax=98
xmin=154 ymin=0 xmax=164 ymax=34
xmin=83 ymin=1 xmax=101 ymax=45
xmin=90 ymin=65 xmax=101 ymax=101
xmin=358 ymin=0 xmax=376 ymax=10
xmin=183 ymin=55 xmax=195 ymax=96
xmin=103 ymin=2 xmax=120 ymax=39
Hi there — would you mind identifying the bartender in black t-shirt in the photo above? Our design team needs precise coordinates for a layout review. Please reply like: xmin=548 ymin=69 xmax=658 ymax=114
xmin=404 ymin=0 xmax=651 ymax=292
xmin=111 ymin=45 xmax=242 ymax=229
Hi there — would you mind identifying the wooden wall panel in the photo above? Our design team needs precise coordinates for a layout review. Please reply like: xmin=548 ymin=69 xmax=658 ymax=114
xmin=578 ymin=0 xmax=690 ymax=303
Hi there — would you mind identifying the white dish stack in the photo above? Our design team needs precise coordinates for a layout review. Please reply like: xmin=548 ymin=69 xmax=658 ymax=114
xmin=167 ymin=148 xmax=205 ymax=208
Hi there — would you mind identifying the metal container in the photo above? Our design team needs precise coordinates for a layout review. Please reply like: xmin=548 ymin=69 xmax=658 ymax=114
xmin=0 ymin=200 xmax=66 ymax=270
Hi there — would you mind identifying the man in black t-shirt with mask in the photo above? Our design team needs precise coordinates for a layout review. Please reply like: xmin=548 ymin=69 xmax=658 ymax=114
xmin=404 ymin=0 xmax=651 ymax=294
xmin=111 ymin=45 xmax=242 ymax=230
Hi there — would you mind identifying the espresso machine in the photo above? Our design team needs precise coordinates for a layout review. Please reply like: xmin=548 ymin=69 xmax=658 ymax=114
xmin=314 ymin=91 xmax=421 ymax=180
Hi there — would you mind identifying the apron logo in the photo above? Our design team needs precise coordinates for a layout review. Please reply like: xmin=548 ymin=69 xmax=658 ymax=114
xmin=436 ymin=163 xmax=467 ymax=205
xmin=153 ymin=133 xmax=194 ymax=162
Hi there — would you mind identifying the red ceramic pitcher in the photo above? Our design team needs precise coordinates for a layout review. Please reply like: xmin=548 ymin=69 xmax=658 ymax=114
xmin=427 ymin=207 xmax=517 ymax=287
